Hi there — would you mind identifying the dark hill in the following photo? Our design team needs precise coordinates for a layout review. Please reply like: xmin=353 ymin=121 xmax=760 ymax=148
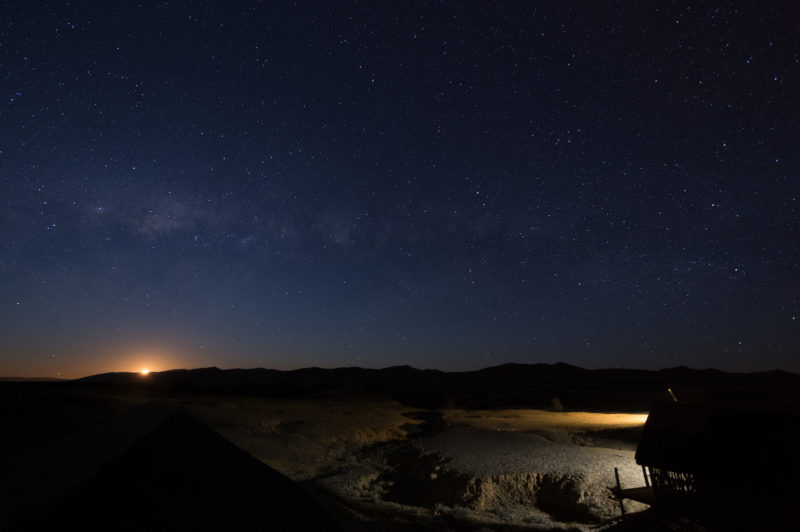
xmin=475 ymin=361 xmax=588 ymax=379
xmin=1 ymin=403 xmax=339 ymax=531
xmin=73 ymin=363 xmax=800 ymax=411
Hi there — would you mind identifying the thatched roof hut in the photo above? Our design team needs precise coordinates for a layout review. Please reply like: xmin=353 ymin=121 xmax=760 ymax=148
xmin=635 ymin=401 xmax=800 ymax=531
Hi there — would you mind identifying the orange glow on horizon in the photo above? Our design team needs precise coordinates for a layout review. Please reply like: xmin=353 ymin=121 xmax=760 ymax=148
xmin=112 ymin=343 xmax=193 ymax=377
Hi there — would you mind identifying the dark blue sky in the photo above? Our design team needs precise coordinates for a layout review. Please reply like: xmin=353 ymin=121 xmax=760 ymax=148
xmin=1 ymin=1 xmax=798 ymax=377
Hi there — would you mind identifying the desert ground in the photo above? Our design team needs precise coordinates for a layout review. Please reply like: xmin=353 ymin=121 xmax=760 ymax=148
xmin=185 ymin=395 xmax=649 ymax=531
xmin=0 ymin=383 xmax=650 ymax=531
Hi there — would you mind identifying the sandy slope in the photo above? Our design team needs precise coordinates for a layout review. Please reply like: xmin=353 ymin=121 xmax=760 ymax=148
xmin=311 ymin=425 xmax=647 ymax=530
xmin=180 ymin=393 xmax=424 ymax=480
xmin=173 ymin=396 xmax=649 ymax=529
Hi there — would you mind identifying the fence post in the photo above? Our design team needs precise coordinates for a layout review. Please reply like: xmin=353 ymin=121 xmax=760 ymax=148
xmin=614 ymin=467 xmax=626 ymax=518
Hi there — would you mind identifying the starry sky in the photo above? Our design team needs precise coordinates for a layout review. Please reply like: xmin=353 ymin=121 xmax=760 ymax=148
xmin=1 ymin=1 xmax=799 ymax=378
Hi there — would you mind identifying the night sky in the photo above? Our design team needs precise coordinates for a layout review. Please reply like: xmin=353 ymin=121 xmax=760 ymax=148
xmin=2 ymin=2 xmax=799 ymax=378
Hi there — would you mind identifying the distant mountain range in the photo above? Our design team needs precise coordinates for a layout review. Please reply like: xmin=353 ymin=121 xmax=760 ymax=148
xmin=0 ymin=377 xmax=65 ymax=382
xmin=71 ymin=363 xmax=800 ymax=411
xmin=78 ymin=362 xmax=800 ymax=385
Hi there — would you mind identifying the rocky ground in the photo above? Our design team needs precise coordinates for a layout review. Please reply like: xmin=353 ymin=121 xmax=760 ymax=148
xmin=179 ymin=394 xmax=649 ymax=531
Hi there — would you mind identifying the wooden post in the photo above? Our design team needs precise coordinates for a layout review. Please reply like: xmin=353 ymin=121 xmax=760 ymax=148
xmin=614 ymin=467 xmax=626 ymax=518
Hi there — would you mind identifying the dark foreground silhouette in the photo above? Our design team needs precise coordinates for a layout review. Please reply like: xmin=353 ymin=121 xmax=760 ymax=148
xmin=1 ymin=403 xmax=339 ymax=531
xmin=609 ymin=401 xmax=800 ymax=531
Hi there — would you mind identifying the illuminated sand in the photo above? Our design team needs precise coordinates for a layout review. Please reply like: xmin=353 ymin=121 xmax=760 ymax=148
xmin=412 ymin=426 xmax=646 ymax=527
xmin=442 ymin=409 xmax=649 ymax=433
xmin=178 ymin=393 xmax=421 ymax=480
xmin=178 ymin=399 xmax=648 ymax=530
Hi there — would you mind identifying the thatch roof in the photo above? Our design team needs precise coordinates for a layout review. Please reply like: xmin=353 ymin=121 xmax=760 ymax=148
xmin=0 ymin=403 xmax=339 ymax=531
xmin=635 ymin=401 xmax=800 ymax=530
xmin=635 ymin=402 xmax=715 ymax=473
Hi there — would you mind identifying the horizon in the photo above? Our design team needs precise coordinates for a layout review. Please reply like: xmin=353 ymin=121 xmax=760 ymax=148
xmin=4 ymin=359 xmax=798 ymax=382
xmin=4 ymin=344 xmax=799 ymax=380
